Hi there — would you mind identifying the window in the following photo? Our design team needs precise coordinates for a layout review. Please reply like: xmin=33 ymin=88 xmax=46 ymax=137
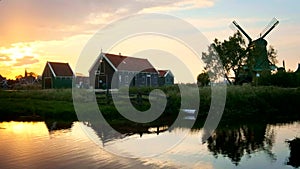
xmin=153 ymin=75 xmax=157 ymax=85
xmin=119 ymin=75 xmax=122 ymax=83
xmin=100 ymin=61 xmax=105 ymax=75
xmin=125 ymin=75 xmax=129 ymax=84
xmin=142 ymin=76 xmax=146 ymax=83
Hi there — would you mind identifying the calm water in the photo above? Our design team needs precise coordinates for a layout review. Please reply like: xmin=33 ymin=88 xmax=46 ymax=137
xmin=0 ymin=121 xmax=299 ymax=169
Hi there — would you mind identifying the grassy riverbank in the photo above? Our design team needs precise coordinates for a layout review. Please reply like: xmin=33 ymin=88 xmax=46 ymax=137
xmin=0 ymin=89 xmax=76 ymax=121
xmin=0 ymin=86 xmax=299 ymax=126
xmin=223 ymin=86 xmax=300 ymax=121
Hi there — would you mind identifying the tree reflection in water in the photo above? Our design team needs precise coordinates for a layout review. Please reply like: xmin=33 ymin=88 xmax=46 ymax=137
xmin=286 ymin=137 xmax=300 ymax=168
xmin=206 ymin=124 xmax=276 ymax=165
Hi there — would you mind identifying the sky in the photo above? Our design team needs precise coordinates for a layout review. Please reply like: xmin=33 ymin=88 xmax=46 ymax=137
xmin=0 ymin=0 xmax=299 ymax=81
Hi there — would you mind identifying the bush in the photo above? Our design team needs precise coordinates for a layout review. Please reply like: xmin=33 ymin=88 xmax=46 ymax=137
xmin=259 ymin=71 xmax=300 ymax=87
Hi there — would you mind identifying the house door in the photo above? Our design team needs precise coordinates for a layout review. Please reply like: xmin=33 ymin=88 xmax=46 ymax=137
xmin=99 ymin=75 xmax=107 ymax=89
xmin=45 ymin=78 xmax=52 ymax=89
xmin=95 ymin=75 xmax=107 ymax=89
xmin=146 ymin=75 xmax=151 ymax=86
xmin=130 ymin=77 xmax=136 ymax=86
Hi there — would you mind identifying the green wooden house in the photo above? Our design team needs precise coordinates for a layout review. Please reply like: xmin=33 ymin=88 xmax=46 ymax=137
xmin=158 ymin=70 xmax=174 ymax=86
xmin=42 ymin=61 xmax=74 ymax=89
xmin=89 ymin=52 xmax=159 ymax=89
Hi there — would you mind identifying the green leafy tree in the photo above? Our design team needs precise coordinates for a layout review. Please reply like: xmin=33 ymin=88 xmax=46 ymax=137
xmin=202 ymin=32 xmax=247 ymax=84
xmin=267 ymin=45 xmax=278 ymax=65
xmin=201 ymin=44 xmax=224 ymax=83
xmin=202 ymin=31 xmax=278 ymax=85
xmin=197 ymin=71 xmax=210 ymax=86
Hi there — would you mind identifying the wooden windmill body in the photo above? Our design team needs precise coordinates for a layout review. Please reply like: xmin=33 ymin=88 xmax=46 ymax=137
xmin=232 ymin=18 xmax=279 ymax=83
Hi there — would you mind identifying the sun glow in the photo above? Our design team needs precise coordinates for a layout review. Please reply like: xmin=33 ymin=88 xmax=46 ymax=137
xmin=0 ymin=43 xmax=43 ymax=79
xmin=0 ymin=121 xmax=49 ymax=136
xmin=0 ymin=43 xmax=35 ymax=60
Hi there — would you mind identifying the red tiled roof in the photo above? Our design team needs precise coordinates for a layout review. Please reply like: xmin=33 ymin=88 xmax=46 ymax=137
xmin=104 ymin=53 xmax=157 ymax=73
xmin=48 ymin=62 xmax=74 ymax=77
xmin=158 ymin=70 xmax=168 ymax=77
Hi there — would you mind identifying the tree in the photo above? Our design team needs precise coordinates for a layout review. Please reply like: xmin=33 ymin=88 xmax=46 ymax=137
xmin=202 ymin=32 xmax=247 ymax=84
xmin=267 ymin=45 xmax=278 ymax=65
xmin=27 ymin=72 xmax=37 ymax=77
xmin=197 ymin=71 xmax=209 ymax=86
xmin=15 ymin=75 xmax=23 ymax=81
xmin=201 ymin=44 xmax=225 ymax=83
xmin=202 ymin=31 xmax=278 ymax=85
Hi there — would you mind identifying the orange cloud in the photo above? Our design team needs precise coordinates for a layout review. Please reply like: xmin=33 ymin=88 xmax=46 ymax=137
xmin=13 ymin=56 xmax=39 ymax=67
xmin=0 ymin=0 xmax=215 ymax=46
xmin=0 ymin=54 xmax=11 ymax=61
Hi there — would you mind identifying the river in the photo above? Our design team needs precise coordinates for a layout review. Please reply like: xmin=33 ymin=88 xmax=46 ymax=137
xmin=0 ymin=120 xmax=299 ymax=169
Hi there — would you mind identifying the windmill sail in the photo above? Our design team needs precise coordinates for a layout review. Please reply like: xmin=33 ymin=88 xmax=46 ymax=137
xmin=260 ymin=18 xmax=279 ymax=39
xmin=232 ymin=21 xmax=252 ymax=43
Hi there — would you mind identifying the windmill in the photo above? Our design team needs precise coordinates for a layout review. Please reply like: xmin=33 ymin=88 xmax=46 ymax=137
xmin=232 ymin=18 xmax=279 ymax=81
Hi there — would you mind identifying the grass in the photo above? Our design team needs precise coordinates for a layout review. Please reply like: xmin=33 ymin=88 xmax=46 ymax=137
xmin=222 ymin=86 xmax=300 ymax=122
xmin=0 ymin=86 xmax=299 ymax=127
xmin=0 ymin=89 xmax=76 ymax=121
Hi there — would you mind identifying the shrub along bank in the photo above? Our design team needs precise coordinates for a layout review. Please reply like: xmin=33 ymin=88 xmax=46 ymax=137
xmin=0 ymin=86 xmax=299 ymax=124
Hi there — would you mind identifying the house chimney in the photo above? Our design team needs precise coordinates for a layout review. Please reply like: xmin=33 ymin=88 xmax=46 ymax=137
xmin=119 ymin=52 xmax=121 ymax=56
xmin=283 ymin=60 xmax=285 ymax=69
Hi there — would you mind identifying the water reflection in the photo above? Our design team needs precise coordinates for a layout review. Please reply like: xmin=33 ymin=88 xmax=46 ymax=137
xmin=81 ymin=118 xmax=300 ymax=167
xmin=0 ymin=121 xmax=163 ymax=169
xmin=1 ymin=120 xmax=299 ymax=168
xmin=82 ymin=120 xmax=170 ymax=146
xmin=206 ymin=123 xmax=276 ymax=165
xmin=40 ymin=118 xmax=300 ymax=167
xmin=286 ymin=138 xmax=300 ymax=168
xmin=45 ymin=120 xmax=73 ymax=131
xmin=85 ymin=120 xmax=278 ymax=165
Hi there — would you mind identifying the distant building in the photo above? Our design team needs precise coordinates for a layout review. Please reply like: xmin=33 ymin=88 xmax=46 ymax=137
xmin=42 ymin=61 xmax=74 ymax=89
xmin=75 ymin=75 xmax=90 ymax=89
xmin=0 ymin=75 xmax=8 ymax=88
xmin=21 ymin=69 xmax=36 ymax=84
xmin=0 ymin=75 xmax=5 ymax=83
xmin=158 ymin=70 xmax=174 ymax=86
xmin=89 ymin=52 xmax=159 ymax=89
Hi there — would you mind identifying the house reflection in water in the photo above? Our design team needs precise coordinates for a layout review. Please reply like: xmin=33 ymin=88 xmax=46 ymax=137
xmin=81 ymin=121 xmax=170 ymax=146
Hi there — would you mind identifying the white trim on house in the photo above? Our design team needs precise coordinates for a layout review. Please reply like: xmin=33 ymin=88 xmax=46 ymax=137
xmin=89 ymin=52 xmax=104 ymax=73
xmin=167 ymin=70 xmax=174 ymax=78
xmin=163 ymin=70 xmax=169 ymax=77
xmin=47 ymin=62 xmax=56 ymax=77
xmin=68 ymin=66 xmax=75 ymax=78
xmin=163 ymin=70 xmax=174 ymax=78
xmin=89 ymin=52 xmax=118 ymax=73
xmin=102 ymin=54 xmax=118 ymax=72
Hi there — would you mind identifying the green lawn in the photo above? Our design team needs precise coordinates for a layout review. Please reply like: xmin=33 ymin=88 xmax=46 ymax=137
xmin=0 ymin=86 xmax=299 ymax=125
